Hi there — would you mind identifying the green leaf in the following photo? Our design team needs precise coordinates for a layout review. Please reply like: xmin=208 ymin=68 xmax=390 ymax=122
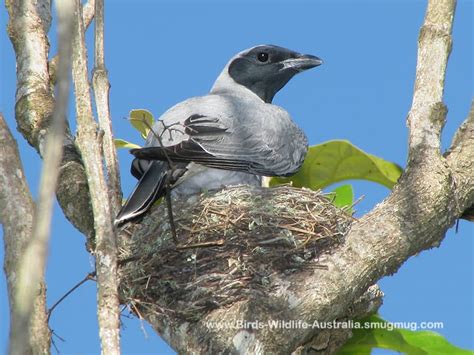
xmin=129 ymin=109 xmax=155 ymax=139
xmin=337 ymin=315 xmax=472 ymax=355
xmin=270 ymin=140 xmax=403 ymax=190
xmin=330 ymin=184 xmax=354 ymax=210
xmin=114 ymin=138 xmax=141 ymax=150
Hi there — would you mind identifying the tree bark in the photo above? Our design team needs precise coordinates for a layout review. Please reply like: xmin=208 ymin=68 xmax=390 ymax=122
xmin=8 ymin=0 xmax=75 ymax=352
xmin=0 ymin=114 xmax=50 ymax=355
xmin=71 ymin=0 xmax=121 ymax=353
xmin=6 ymin=0 xmax=95 ymax=244
xmin=3 ymin=0 xmax=75 ymax=353
xmin=92 ymin=0 xmax=122 ymax=215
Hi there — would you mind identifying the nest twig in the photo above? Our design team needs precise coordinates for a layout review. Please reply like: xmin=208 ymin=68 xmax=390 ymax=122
xmin=118 ymin=185 xmax=352 ymax=321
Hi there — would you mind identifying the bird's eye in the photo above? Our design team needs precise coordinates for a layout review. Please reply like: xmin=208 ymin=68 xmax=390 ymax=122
xmin=257 ymin=52 xmax=269 ymax=62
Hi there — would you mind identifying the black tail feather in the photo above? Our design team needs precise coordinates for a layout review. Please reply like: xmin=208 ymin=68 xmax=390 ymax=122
xmin=115 ymin=160 xmax=167 ymax=225
xmin=131 ymin=158 xmax=151 ymax=180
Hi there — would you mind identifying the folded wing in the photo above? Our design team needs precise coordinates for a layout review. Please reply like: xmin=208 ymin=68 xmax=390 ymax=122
xmin=132 ymin=113 xmax=296 ymax=177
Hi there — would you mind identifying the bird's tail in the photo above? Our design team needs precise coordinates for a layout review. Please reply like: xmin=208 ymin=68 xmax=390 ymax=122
xmin=115 ymin=160 xmax=167 ymax=226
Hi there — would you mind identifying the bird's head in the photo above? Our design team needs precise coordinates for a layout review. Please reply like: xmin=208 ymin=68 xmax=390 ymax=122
xmin=212 ymin=44 xmax=322 ymax=103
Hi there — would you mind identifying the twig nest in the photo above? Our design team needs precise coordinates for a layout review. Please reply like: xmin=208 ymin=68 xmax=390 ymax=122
xmin=118 ymin=185 xmax=352 ymax=321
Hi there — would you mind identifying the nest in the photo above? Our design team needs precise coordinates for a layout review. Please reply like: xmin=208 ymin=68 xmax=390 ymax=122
xmin=118 ymin=185 xmax=353 ymax=321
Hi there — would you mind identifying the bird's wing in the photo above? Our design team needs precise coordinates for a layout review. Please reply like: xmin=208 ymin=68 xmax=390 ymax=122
xmin=131 ymin=112 xmax=298 ymax=177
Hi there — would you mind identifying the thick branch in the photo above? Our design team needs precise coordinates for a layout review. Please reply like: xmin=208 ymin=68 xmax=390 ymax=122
xmin=6 ymin=0 xmax=95 ymax=242
xmin=6 ymin=0 xmax=52 ymax=148
xmin=71 ymin=0 xmax=121 ymax=353
xmin=92 ymin=0 xmax=122 ymax=215
xmin=407 ymin=0 xmax=455 ymax=154
xmin=0 ymin=114 xmax=50 ymax=355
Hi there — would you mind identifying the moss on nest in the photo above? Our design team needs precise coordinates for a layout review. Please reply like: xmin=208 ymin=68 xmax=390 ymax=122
xmin=118 ymin=185 xmax=353 ymax=321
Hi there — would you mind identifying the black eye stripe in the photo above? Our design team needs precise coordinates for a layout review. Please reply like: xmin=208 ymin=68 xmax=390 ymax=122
xmin=257 ymin=52 xmax=269 ymax=62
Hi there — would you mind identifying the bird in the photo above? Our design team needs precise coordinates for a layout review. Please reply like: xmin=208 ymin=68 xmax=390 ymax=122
xmin=115 ymin=44 xmax=322 ymax=225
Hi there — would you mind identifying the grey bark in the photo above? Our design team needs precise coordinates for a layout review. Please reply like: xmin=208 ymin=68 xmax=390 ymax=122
xmin=4 ymin=0 xmax=121 ymax=354
xmin=71 ymin=0 xmax=121 ymax=353
xmin=0 ymin=113 xmax=50 ymax=355
xmin=6 ymin=1 xmax=75 ymax=354
xmin=92 ymin=0 xmax=122 ymax=215
xmin=48 ymin=0 xmax=95 ymax=85
xmin=5 ymin=0 xmax=95 ymax=243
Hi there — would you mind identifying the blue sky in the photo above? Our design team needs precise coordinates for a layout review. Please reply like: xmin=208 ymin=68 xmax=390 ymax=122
xmin=1 ymin=0 xmax=473 ymax=353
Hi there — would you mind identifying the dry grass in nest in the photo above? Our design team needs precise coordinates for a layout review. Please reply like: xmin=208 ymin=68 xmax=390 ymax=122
xmin=118 ymin=185 xmax=353 ymax=321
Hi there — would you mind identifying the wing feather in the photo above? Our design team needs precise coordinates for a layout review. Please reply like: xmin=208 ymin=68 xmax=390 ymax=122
xmin=136 ymin=106 xmax=305 ymax=177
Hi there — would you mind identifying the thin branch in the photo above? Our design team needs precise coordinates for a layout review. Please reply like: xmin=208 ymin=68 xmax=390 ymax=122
xmin=92 ymin=0 xmax=122 ymax=215
xmin=49 ymin=0 xmax=96 ymax=84
xmin=71 ymin=0 xmax=121 ymax=353
xmin=83 ymin=0 xmax=96 ymax=27
xmin=5 ymin=0 xmax=75 ymax=353
xmin=47 ymin=272 xmax=96 ymax=322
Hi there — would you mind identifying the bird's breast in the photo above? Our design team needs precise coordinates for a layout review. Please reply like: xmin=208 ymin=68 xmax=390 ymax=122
xmin=171 ymin=164 xmax=262 ymax=197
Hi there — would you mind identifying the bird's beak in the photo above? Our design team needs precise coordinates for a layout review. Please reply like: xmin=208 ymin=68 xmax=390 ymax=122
xmin=280 ymin=54 xmax=323 ymax=72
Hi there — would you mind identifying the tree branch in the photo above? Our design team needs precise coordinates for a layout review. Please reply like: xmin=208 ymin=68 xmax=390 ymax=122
xmin=10 ymin=1 xmax=75 ymax=352
xmin=407 ymin=0 xmax=455 ymax=155
xmin=0 ymin=114 xmax=50 ymax=355
xmin=6 ymin=0 xmax=95 ymax=242
xmin=48 ymin=0 xmax=96 ymax=85
xmin=92 ymin=0 xmax=122 ymax=215
xmin=446 ymin=100 xmax=474 ymax=219
xmin=71 ymin=0 xmax=121 ymax=353
xmin=117 ymin=0 xmax=473 ymax=353
xmin=3 ymin=2 xmax=72 ymax=354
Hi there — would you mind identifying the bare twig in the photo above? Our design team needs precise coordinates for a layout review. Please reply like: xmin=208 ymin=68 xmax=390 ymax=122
xmin=47 ymin=272 xmax=96 ymax=322
xmin=92 ymin=0 xmax=122 ymax=215
xmin=176 ymin=239 xmax=225 ymax=250
xmin=138 ymin=116 xmax=180 ymax=240
xmin=165 ymin=175 xmax=179 ymax=244
xmin=5 ymin=0 xmax=75 ymax=353
xmin=71 ymin=0 xmax=121 ymax=353
xmin=83 ymin=0 xmax=96 ymax=27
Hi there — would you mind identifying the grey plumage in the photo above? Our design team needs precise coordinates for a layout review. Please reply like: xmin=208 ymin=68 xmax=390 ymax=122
xmin=115 ymin=44 xmax=322 ymax=224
